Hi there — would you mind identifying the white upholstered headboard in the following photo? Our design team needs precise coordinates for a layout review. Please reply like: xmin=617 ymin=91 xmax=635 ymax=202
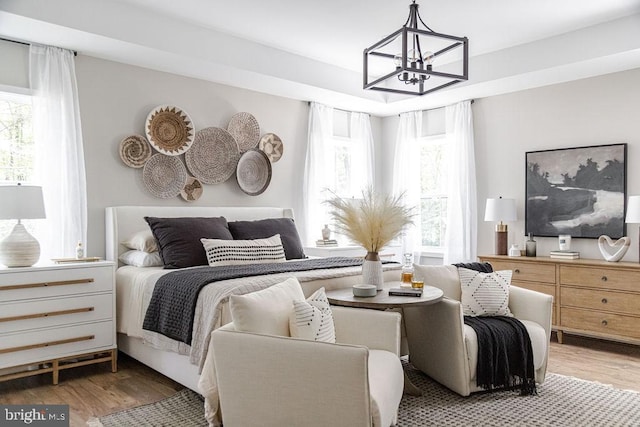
xmin=105 ymin=206 xmax=294 ymax=263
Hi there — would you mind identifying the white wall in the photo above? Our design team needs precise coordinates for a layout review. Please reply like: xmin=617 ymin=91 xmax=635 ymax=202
xmin=382 ymin=68 xmax=640 ymax=263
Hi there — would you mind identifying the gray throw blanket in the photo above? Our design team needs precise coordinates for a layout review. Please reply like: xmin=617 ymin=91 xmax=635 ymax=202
xmin=464 ymin=315 xmax=537 ymax=395
xmin=142 ymin=257 xmax=368 ymax=344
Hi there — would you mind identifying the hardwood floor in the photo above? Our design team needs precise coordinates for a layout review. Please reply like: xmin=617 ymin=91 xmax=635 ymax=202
xmin=1 ymin=333 xmax=639 ymax=426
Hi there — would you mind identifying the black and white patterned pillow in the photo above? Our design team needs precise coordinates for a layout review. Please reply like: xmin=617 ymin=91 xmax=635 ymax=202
xmin=201 ymin=234 xmax=286 ymax=267
xmin=458 ymin=267 xmax=512 ymax=317
xmin=289 ymin=287 xmax=336 ymax=343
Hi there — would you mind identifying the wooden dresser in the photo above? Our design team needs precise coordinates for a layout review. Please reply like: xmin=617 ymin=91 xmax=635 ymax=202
xmin=0 ymin=261 xmax=117 ymax=384
xmin=478 ymin=255 xmax=640 ymax=345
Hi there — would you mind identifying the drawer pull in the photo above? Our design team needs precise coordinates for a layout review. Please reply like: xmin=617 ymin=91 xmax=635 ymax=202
xmin=0 ymin=335 xmax=95 ymax=355
xmin=601 ymin=276 xmax=608 ymax=282
xmin=514 ymin=269 xmax=520 ymax=274
xmin=601 ymin=320 xmax=608 ymax=326
xmin=0 ymin=278 xmax=94 ymax=291
xmin=601 ymin=298 xmax=608 ymax=304
xmin=0 ymin=307 xmax=95 ymax=323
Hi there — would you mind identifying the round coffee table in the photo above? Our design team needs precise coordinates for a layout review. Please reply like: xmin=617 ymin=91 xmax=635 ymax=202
xmin=325 ymin=282 xmax=444 ymax=396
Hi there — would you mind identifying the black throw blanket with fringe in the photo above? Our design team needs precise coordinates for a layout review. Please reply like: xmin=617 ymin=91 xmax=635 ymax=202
xmin=463 ymin=315 xmax=537 ymax=395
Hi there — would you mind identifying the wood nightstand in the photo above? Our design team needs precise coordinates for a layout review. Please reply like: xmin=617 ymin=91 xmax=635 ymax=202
xmin=0 ymin=261 xmax=117 ymax=384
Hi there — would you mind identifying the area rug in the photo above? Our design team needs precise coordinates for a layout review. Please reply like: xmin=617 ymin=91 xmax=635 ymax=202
xmin=91 ymin=364 xmax=640 ymax=427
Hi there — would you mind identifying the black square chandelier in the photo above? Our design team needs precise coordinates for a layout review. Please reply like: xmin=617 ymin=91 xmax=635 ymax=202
xmin=363 ymin=1 xmax=469 ymax=96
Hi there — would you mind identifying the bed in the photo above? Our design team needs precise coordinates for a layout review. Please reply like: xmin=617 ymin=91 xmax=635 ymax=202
xmin=105 ymin=206 xmax=401 ymax=396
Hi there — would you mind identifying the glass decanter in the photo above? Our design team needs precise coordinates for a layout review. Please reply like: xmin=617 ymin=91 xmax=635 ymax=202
xmin=401 ymin=253 xmax=414 ymax=286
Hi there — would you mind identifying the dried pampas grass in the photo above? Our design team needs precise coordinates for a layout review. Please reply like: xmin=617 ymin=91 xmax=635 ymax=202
xmin=326 ymin=188 xmax=414 ymax=253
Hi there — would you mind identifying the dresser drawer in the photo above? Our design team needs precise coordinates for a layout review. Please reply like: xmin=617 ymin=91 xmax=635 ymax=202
xmin=560 ymin=266 xmax=640 ymax=293
xmin=0 ymin=321 xmax=114 ymax=369
xmin=561 ymin=287 xmax=640 ymax=316
xmin=560 ymin=307 xmax=640 ymax=340
xmin=0 ymin=293 xmax=113 ymax=334
xmin=0 ymin=265 xmax=113 ymax=301
xmin=512 ymin=281 xmax=557 ymax=325
xmin=489 ymin=260 xmax=556 ymax=284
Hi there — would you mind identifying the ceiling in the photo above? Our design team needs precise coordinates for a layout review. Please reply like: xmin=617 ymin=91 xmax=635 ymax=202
xmin=1 ymin=0 xmax=640 ymax=115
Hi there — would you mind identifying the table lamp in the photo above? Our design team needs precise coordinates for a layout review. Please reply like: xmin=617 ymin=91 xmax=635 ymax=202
xmin=484 ymin=197 xmax=517 ymax=256
xmin=0 ymin=184 xmax=46 ymax=267
xmin=625 ymin=195 xmax=640 ymax=263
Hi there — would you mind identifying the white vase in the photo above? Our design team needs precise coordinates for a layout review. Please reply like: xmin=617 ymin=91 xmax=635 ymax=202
xmin=362 ymin=251 xmax=383 ymax=291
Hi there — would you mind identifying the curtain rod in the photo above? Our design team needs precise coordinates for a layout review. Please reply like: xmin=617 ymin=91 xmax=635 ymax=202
xmin=399 ymin=99 xmax=475 ymax=116
xmin=0 ymin=36 xmax=78 ymax=56
xmin=306 ymin=101 xmax=370 ymax=116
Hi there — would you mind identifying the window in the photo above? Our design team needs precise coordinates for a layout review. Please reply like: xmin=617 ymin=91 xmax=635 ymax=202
xmin=329 ymin=135 xmax=363 ymax=198
xmin=419 ymin=134 xmax=449 ymax=250
xmin=0 ymin=90 xmax=36 ymax=240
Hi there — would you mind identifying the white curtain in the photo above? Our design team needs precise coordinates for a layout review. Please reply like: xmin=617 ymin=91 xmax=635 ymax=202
xmin=303 ymin=102 xmax=334 ymax=245
xmin=30 ymin=44 xmax=87 ymax=259
xmin=392 ymin=111 xmax=422 ymax=257
xmin=443 ymin=100 xmax=477 ymax=264
xmin=349 ymin=111 xmax=375 ymax=195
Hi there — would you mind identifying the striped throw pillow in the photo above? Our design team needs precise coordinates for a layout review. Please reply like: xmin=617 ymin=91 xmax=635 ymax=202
xmin=201 ymin=234 xmax=286 ymax=267
xmin=289 ymin=287 xmax=336 ymax=343
xmin=459 ymin=267 xmax=513 ymax=317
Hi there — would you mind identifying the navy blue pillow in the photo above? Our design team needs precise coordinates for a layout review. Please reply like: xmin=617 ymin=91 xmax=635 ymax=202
xmin=145 ymin=216 xmax=233 ymax=269
xmin=228 ymin=218 xmax=306 ymax=260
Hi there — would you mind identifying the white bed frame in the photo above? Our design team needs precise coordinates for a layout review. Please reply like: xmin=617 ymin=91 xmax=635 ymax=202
xmin=105 ymin=206 xmax=295 ymax=391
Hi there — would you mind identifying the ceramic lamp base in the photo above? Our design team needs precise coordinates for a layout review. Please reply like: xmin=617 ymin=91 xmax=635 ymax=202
xmin=0 ymin=222 xmax=41 ymax=267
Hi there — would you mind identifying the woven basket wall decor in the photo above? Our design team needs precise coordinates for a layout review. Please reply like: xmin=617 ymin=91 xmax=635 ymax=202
xmin=119 ymin=134 xmax=152 ymax=168
xmin=145 ymin=105 xmax=195 ymax=155
xmin=142 ymin=153 xmax=188 ymax=198
xmin=258 ymin=133 xmax=284 ymax=163
xmin=185 ymin=127 xmax=241 ymax=184
xmin=227 ymin=112 xmax=260 ymax=153
xmin=180 ymin=176 xmax=203 ymax=202
xmin=236 ymin=149 xmax=272 ymax=196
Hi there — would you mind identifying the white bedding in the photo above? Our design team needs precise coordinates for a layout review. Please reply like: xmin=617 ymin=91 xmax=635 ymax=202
xmin=116 ymin=262 xmax=402 ymax=369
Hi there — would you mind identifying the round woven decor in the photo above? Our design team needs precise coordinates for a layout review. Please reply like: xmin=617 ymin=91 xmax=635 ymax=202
xmin=185 ymin=127 xmax=240 ymax=184
xmin=227 ymin=112 xmax=260 ymax=153
xmin=180 ymin=176 xmax=203 ymax=202
xmin=142 ymin=154 xmax=188 ymax=198
xmin=258 ymin=133 xmax=283 ymax=163
xmin=236 ymin=149 xmax=272 ymax=196
xmin=119 ymin=134 xmax=152 ymax=168
xmin=145 ymin=105 xmax=195 ymax=156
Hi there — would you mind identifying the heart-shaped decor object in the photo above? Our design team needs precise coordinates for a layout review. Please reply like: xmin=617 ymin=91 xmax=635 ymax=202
xmin=598 ymin=235 xmax=630 ymax=262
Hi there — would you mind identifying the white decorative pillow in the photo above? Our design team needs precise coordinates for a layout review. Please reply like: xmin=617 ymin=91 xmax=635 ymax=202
xmin=118 ymin=250 xmax=163 ymax=267
xmin=121 ymin=230 xmax=158 ymax=253
xmin=201 ymin=234 xmax=286 ymax=267
xmin=229 ymin=277 xmax=305 ymax=336
xmin=458 ymin=267 xmax=513 ymax=317
xmin=289 ymin=287 xmax=336 ymax=343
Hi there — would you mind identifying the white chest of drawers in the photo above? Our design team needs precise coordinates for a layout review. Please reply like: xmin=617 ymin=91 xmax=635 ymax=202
xmin=0 ymin=261 xmax=117 ymax=384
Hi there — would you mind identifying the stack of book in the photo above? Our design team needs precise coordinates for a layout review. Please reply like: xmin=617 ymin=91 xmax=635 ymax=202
xmin=315 ymin=239 xmax=338 ymax=247
xmin=549 ymin=250 xmax=580 ymax=259
xmin=388 ymin=287 xmax=423 ymax=297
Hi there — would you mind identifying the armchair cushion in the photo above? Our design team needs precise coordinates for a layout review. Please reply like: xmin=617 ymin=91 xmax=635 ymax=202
xmin=229 ymin=277 xmax=305 ymax=336
xmin=290 ymin=287 xmax=336 ymax=343
xmin=458 ymin=267 xmax=513 ymax=317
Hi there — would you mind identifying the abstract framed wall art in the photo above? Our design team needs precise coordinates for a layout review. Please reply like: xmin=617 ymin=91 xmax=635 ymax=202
xmin=525 ymin=143 xmax=627 ymax=238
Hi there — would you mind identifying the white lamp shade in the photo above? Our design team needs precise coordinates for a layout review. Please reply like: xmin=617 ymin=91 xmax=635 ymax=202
xmin=625 ymin=196 xmax=640 ymax=223
xmin=0 ymin=185 xmax=46 ymax=220
xmin=484 ymin=197 xmax=517 ymax=222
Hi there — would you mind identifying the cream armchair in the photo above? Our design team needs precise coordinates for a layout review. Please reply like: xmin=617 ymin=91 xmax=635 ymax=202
xmin=210 ymin=306 xmax=404 ymax=427
xmin=402 ymin=265 xmax=553 ymax=397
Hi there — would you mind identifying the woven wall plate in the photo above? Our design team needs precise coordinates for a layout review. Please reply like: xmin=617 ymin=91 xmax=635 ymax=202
xmin=119 ymin=134 xmax=152 ymax=168
xmin=145 ymin=105 xmax=195 ymax=156
xmin=227 ymin=112 xmax=260 ymax=153
xmin=185 ymin=127 xmax=241 ymax=184
xmin=258 ymin=133 xmax=284 ymax=163
xmin=142 ymin=153 xmax=188 ymax=198
xmin=180 ymin=176 xmax=203 ymax=202
xmin=236 ymin=149 xmax=272 ymax=196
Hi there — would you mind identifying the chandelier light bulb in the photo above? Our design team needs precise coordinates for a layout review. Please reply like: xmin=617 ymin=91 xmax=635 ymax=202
xmin=393 ymin=54 xmax=403 ymax=69
xmin=423 ymin=51 xmax=434 ymax=65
